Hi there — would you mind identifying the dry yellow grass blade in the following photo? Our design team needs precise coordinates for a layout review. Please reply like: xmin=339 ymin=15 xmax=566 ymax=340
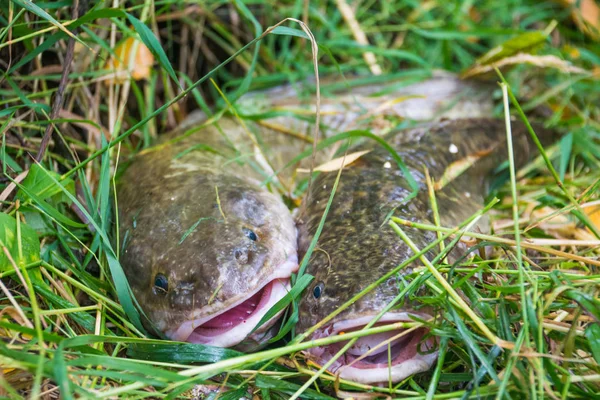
xmin=463 ymin=53 xmax=587 ymax=78
xmin=434 ymin=148 xmax=493 ymax=190
xmin=297 ymin=150 xmax=371 ymax=173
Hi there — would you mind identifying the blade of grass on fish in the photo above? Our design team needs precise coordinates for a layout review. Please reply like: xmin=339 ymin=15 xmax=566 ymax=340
xmin=251 ymin=273 xmax=313 ymax=334
xmin=211 ymin=79 xmax=288 ymax=193
xmin=425 ymin=169 xmax=445 ymax=256
xmin=295 ymin=198 xmax=499 ymax=344
xmin=289 ymin=215 xmax=487 ymax=399
xmin=262 ymin=129 xmax=420 ymax=197
xmin=295 ymin=144 xmax=347 ymax=280
xmin=288 ymin=279 xmax=425 ymax=400
xmin=495 ymin=69 xmax=600 ymax=239
xmin=500 ymin=83 xmax=531 ymax=348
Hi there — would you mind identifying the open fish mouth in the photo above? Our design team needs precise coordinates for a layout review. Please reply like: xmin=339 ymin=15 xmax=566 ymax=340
xmin=307 ymin=312 xmax=438 ymax=384
xmin=167 ymin=254 xmax=297 ymax=348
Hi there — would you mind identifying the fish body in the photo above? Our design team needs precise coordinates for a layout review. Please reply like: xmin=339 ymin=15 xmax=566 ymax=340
xmin=297 ymin=118 xmax=558 ymax=383
xmin=118 ymin=119 xmax=298 ymax=350
xmin=236 ymin=70 xmax=495 ymax=135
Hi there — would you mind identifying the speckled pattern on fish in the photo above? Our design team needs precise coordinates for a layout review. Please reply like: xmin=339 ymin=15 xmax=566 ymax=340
xmin=296 ymin=118 xmax=558 ymax=383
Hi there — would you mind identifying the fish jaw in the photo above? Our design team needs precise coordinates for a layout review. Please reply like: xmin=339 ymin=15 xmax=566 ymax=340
xmin=305 ymin=312 xmax=437 ymax=384
xmin=165 ymin=253 xmax=297 ymax=348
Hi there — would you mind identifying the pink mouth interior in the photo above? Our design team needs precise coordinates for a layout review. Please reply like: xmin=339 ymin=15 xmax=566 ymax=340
xmin=328 ymin=326 xmax=432 ymax=369
xmin=186 ymin=281 xmax=274 ymax=341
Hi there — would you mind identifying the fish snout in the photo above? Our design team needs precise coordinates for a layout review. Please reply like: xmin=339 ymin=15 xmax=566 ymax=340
xmin=169 ymin=281 xmax=197 ymax=309
xmin=232 ymin=246 xmax=267 ymax=269
xmin=233 ymin=247 xmax=251 ymax=265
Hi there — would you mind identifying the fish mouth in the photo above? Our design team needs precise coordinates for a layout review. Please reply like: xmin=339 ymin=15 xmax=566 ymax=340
xmin=167 ymin=254 xmax=298 ymax=348
xmin=307 ymin=312 xmax=438 ymax=384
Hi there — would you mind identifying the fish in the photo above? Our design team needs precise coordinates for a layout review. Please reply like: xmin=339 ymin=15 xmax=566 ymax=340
xmin=296 ymin=118 xmax=558 ymax=384
xmin=116 ymin=71 xmax=500 ymax=351
xmin=117 ymin=118 xmax=299 ymax=351
xmin=236 ymin=70 xmax=495 ymax=135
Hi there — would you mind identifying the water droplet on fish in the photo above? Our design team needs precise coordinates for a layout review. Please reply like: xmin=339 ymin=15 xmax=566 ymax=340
xmin=383 ymin=161 xmax=391 ymax=169
xmin=449 ymin=144 xmax=458 ymax=153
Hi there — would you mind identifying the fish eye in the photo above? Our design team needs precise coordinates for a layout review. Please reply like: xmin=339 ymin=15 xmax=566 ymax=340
xmin=153 ymin=273 xmax=168 ymax=295
xmin=313 ymin=282 xmax=324 ymax=299
xmin=242 ymin=227 xmax=258 ymax=241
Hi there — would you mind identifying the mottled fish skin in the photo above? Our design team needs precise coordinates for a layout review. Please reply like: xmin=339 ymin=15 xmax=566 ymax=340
xmin=296 ymin=118 xmax=558 ymax=382
xmin=117 ymin=72 xmax=505 ymax=351
xmin=118 ymin=118 xmax=298 ymax=350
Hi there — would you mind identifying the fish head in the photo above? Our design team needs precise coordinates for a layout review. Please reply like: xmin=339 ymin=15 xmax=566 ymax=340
xmin=299 ymin=265 xmax=437 ymax=384
xmin=119 ymin=167 xmax=298 ymax=350
xmin=296 ymin=181 xmax=438 ymax=384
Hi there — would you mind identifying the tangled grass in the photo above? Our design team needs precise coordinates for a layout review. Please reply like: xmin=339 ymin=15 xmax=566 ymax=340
xmin=1 ymin=0 xmax=599 ymax=398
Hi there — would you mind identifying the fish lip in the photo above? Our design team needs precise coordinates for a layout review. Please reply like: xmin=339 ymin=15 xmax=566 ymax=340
xmin=166 ymin=252 xmax=298 ymax=347
xmin=306 ymin=312 xmax=438 ymax=384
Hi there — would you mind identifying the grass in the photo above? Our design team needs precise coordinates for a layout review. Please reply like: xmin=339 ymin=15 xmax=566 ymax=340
xmin=1 ymin=0 xmax=600 ymax=398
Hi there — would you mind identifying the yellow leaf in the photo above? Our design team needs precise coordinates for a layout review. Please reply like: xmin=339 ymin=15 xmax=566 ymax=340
xmin=105 ymin=37 xmax=154 ymax=84
xmin=558 ymin=0 xmax=600 ymax=38
xmin=297 ymin=150 xmax=371 ymax=173
xmin=583 ymin=204 xmax=600 ymax=233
